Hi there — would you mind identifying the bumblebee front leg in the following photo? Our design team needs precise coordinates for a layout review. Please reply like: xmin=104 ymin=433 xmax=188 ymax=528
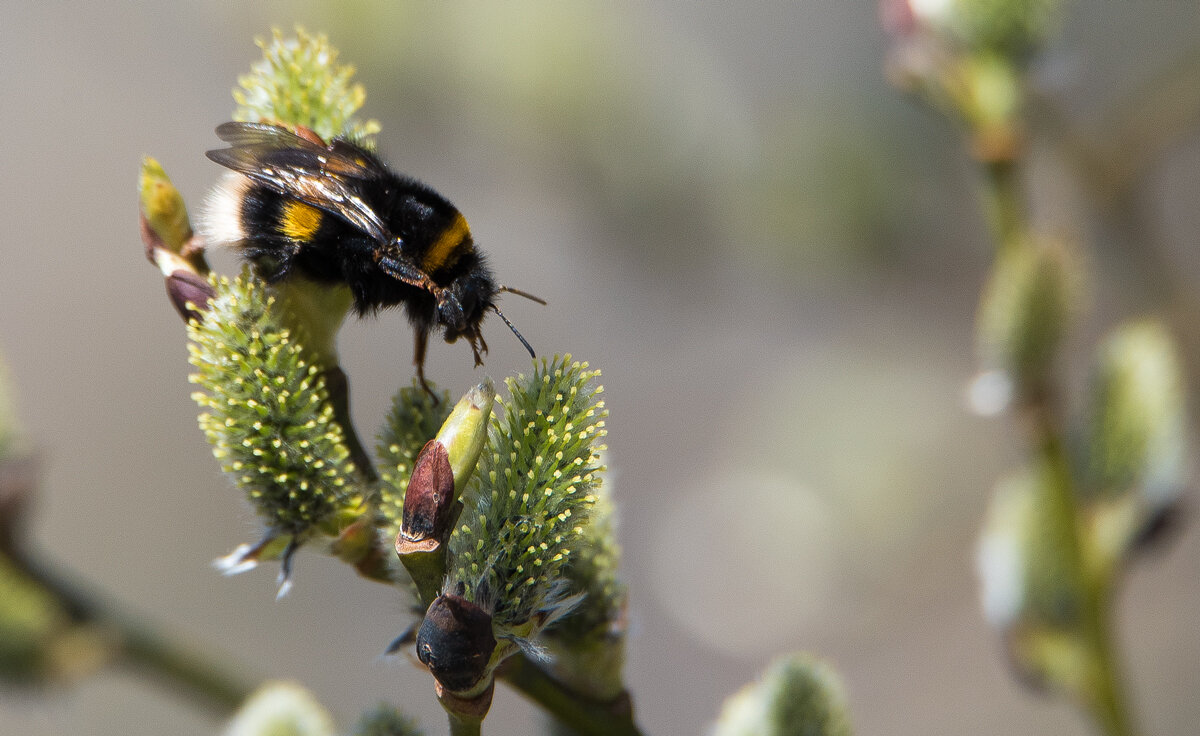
xmin=374 ymin=250 xmax=446 ymax=302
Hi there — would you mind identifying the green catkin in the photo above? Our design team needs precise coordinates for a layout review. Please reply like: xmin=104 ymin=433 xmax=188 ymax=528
xmin=447 ymin=356 xmax=607 ymax=631
xmin=188 ymin=273 xmax=359 ymax=535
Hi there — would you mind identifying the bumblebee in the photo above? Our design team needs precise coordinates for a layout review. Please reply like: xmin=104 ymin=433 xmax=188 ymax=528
xmin=202 ymin=121 xmax=541 ymax=392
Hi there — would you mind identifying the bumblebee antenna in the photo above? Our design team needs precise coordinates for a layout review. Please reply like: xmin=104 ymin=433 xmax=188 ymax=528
xmin=491 ymin=305 xmax=536 ymax=359
xmin=497 ymin=285 xmax=547 ymax=305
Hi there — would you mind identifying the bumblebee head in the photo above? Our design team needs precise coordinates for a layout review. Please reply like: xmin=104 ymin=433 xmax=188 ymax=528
xmin=435 ymin=276 xmax=541 ymax=367
xmin=436 ymin=274 xmax=493 ymax=343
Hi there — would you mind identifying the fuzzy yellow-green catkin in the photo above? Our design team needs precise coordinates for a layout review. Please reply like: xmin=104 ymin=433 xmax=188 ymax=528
xmin=233 ymin=27 xmax=380 ymax=144
xmin=714 ymin=654 xmax=853 ymax=736
xmin=448 ymin=356 xmax=608 ymax=632
xmin=188 ymin=273 xmax=360 ymax=536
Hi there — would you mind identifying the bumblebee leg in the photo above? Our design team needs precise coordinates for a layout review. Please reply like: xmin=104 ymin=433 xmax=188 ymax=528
xmin=413 ymin=327 xmax=438 ymax=403
xmin=375 ymin=251 xmax=446 ymax=300
xmin=468 ymin=328 xmax=488 ymax=367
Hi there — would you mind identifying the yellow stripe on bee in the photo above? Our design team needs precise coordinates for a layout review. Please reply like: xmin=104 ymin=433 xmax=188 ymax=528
xmin=423 ymin=212 xmax=472 ymax=271
xmin=279 ymin=201 xmax=323 ymax=241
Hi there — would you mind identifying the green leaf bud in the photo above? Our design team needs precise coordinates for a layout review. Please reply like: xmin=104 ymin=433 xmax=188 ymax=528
xmin=223 ymin=681 xmax=336 ymax=736
xmin=140 ymin=158 xmax=213 ymax=322
xmin=713 ymin=654 xmax=853 ymax=736
xmin=400 ymin=380 xmax=495 ymax=543
xmin=977 ymin=238 xmax=1074 ymax=401
xmin=438 ymin=380 xmax=496 ymax=496
xmin=233 ymin=27 xmax=381 ymax=144
xmin=957 ymin=53 xmax=1023 ymax=161
xmin=138 ymin=156 xmax=194 ymax=255
xmin=188 ymin=273 xmax=361 ymax=542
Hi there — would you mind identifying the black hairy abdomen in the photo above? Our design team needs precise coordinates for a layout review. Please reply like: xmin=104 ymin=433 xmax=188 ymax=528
xmin=235 ymin=184 xmax=439 ymax=325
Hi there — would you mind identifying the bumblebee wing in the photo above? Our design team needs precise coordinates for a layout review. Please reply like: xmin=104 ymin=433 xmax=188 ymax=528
xmin=207 ymin=122 xmax=393 ymax=244
xmin=212 ymin=121 xmax=319 ymax=149
xmin=213 ymin=123 xmax=383 ymax=178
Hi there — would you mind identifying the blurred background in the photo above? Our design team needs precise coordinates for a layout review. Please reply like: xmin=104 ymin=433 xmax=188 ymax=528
xmin=1 ymin=2 xmax=1198 ymax=734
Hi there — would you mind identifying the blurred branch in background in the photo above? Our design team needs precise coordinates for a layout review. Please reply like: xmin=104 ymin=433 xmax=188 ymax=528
xmin=0 ymin=352 xmax=252 ymax=716
xmin=885 ymin=1 xmax=1194 ymax=735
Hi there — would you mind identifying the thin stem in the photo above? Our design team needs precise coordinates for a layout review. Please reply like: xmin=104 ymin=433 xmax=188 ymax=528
xmin=323 ymin=365 xmax=379 ymax=485
xmin=447 ymin=713 xmax=482 ymax=736
xmin=500 ymin=656 xmax=642 ymax=736
xmin=982 ymin=158 xmax=1024 ymax=253
xmin=11 ymin=548 xmax=252 ymax=716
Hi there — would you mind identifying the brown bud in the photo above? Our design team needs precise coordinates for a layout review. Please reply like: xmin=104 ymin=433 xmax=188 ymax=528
xmin=0 ymin=453 xmax=38 ymax=556
xmin=416 ymin=594 xmax=496 ymax=693
xmin=165 ymin=268 xmax=216 ymax=323
xmin=401 ymin=440 xmax=456 ymax=543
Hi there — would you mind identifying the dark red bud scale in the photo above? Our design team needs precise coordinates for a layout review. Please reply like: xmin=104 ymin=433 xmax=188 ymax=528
xmin=400 ymin=440 xmax=456 ymax=543
xmin=166 ymin=269 xmax=216 ymax=323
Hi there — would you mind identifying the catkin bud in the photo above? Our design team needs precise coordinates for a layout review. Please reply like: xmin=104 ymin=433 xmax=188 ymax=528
xmin=139 ymin=157 xmax=212 ymax=322
xmin=447 ymin=356 xmax=606 ymax=635
xmin=976 ymin=465 xmax=1092 ymax=698
xmin=713 ymin=654 xmax=853 ymax=736
xmin=977 ymin=238 xmax=1074 ymax=401
xmin=416 ymin=594 xmax=497 ymax=694
xmin=397 ymin=381 xmax=495 ymax=604
xmin=223 ymin=681 xmax=335 ymax=736
xmin=1083 ymin=320 xmax=1187 ymax=571
xmin=400 ymin=381 xmax=495 ymax=546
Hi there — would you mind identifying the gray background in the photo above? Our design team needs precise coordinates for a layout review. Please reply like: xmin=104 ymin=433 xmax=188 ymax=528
xmin=1 ymin=2 xmax=1198 ymax=734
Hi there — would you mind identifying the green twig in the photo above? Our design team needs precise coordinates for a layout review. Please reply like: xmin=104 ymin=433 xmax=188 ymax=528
xmin=1027 ymin=405 xmax=1134 ymax=736
xmin=499 ymin=655 xmax=642 ymax=736
xmin=11 ymin=548 xmax=252 ymax=715
xmin=982 ymin=158 xmax=1024 ymax=253
xmin=972 ymin=57 xmax=1137 ymax=732
xmin=987 ymin=146 xmax=1136 ymax=736
xmin=447 ymin=714 xmax=482 ymax=736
